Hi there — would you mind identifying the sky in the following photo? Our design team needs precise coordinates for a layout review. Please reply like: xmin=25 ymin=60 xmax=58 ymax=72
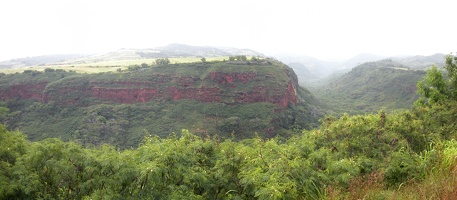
xmin=0 ymin=0 xmax=455 ymax=61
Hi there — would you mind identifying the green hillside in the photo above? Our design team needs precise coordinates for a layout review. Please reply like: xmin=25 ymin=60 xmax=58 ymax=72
xmin=2 ymin=44 xmax=456 ymax=199
xmin=0 ymin=58 xmax=323 ymax=149
xmin=311 ymin=59 xmax=426 ymax=114
xmin=0 ymin=44 xmax=264 ymax=72
xmin=1 ymin=54 xmax=457 ymax=199
xmin=392 ymin=53 xmax=445 ymax=70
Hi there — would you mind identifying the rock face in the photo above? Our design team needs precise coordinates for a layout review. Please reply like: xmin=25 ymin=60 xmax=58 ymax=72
xmin=0 ymin=82 xmax=47 ymax=101
xmin=0 ymin=61 xmax=299 ymax=108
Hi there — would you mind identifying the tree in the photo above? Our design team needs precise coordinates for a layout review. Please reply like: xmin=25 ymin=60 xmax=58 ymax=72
xmin=415 ymin=53 xmax=457 ymax=106
xmin=201 ymin=57 xmax=206 ymax=63
xmin=444 ymin=53 xmax=457 ymax=99
xmin=155 ymin=58 xmax=170 ymax=65
xmin=44 ymin=68 xmax=55 ymax=73
xmin=415 ymin=66 xmax=448 ymax=106
xmin=0 ymin=126 xmax=27 ymax=199
xmin=228 ymin=55 xmax=247 ymax=61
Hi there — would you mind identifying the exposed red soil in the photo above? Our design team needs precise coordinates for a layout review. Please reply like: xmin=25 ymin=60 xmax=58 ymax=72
xmin=0 ymin=72 xmax=298 ymax=108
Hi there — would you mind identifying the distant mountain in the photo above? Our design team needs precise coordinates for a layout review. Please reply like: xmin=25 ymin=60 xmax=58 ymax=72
xmin=63 ymin=49 xmax=145 ymax=64
xmin=391 ymin=53 xmax=445 ymax=70
xmin=0 ymin=54 xmax=87 ymax=69
xmin=273 ymin=54 xmax=339 ymax=79
xmin=0 ymin=58 xmax=323 ymax=148
xmin=0 ymin=44 xmax=265 ymax=69
xmin=339 ymin=53 xmax=387 ymax=70
xmin=135 ymin=43 xmax=264 ymax=58
xmin=311 ymin=59 xmax=426 ymax=114
xmin=215 ymin=46 xmax=265 ymax=56
xmin=287 ymin=62 xmax=320 ymax=85
xmin=275 ymin=53 xmax=386 ymax=86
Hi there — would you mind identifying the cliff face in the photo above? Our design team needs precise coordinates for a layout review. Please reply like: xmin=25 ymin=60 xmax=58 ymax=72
xmin=0 ymin=82 xmax=47 ymax=101
xmin=0 ymin=60 xmax=320 ymax=147
xmin=0 ymin=61 xmax=299 ymax=109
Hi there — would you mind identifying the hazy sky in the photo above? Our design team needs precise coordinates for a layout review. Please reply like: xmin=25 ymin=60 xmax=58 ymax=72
xmin=0 ymin=0 xmax=455 ymax=61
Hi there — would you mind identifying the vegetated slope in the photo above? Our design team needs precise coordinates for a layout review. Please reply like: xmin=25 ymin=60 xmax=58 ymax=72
xmin=2 ymin=97 xmax=456 ymax=199
xmin=0 ymin=58 xmax=323 ymax=148
xmin=276 ymin=53 xmax=387 ymax=86
xmin=71 ymin=44 xmax=264 ymax=65
xmin=0 ymin=44 xmax=264 ymax=69
xmin=0 ymin=54 xmax=87 ymax=69
xmin=274 ymin=54 xmax=339 ymax=80
xmin=147 ymin=43 xmax=264 ymax=58
xmin=287 ymin=62 xmax=320 ymax=85
xmin=392 ymin=53 xmax=445 ymax=70
xmin=2 ymin=54 xmax=456 ymax=200
xmin=339 ymin=53 xmax=386 ymax=69
xmin=311 ymin=59 xmax=426 ymax=114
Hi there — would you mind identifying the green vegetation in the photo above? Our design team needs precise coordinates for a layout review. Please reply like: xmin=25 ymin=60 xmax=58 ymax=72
xmin=155 ymin=58 xmax=171 ymax=65
xmin=311 ymin=59 xmax=426 ymax=114
xmin=1 ymin=53 xmax=456 ymax=199
xmin=229 ymin=55 xmax=247 ymax=61
xmin=0 ymin=68 xmax=76 ymax=87
xmin=0 ymin=44 xmax=265 ymax=74
xmin=416 ymin=54 xmax=457 ymax=106
xmin=1 ymin=97 xmax=456 ymax=199
xmin=0 ymin=58 xmax=322 ymax=149
xmin=4 ymin=100 xmax=290 ymax=148
xmin=4 ymin=92 xmax=320 ymax=149
xmin=0 ymin=57 xmax=232 ymax=74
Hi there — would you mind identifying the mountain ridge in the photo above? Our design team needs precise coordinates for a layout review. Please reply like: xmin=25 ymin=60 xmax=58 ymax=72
xmin=0 ymin=44 xmax=264 ymax=69
xmin=276 ymin=52 xmax=445 ymax=87
xmin=310 ymin=59 xmax=426 ymax=113
xmin=0 ymin=58 xmax=322 ymax=148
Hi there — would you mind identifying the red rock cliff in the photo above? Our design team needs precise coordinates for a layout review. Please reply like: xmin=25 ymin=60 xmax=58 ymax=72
xmin=0 ymin=65 xmax=299 ymax=109
xmin=0 ymin=82 xmax=47 ymax=101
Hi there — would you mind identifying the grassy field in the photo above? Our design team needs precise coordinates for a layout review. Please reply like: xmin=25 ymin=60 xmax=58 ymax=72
xmin=0 ymin=56 xmax=232 ymax=74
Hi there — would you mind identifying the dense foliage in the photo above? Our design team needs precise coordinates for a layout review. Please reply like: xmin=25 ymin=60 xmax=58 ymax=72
xmin=311 ymin=59 xmax=426 ymax=114
xmin=416 ymin=54 xmax=457 ymax=106
xmin=1 ymin=99 xmax=456 ymax=199
xmin=1 ymin=54 xmax=456 ymax=199
xmin=0 ymin=58 xmax=323 ymax=149
xmin=3 ymin=100 xmax=298 ymax=148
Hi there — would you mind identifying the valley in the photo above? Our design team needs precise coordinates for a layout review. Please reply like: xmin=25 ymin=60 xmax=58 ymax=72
xmin=0 ymin=44 xmax=447 ymax=146
xmin=0 ymin=53 xmax=323 ymax=148
xmin=0 ymin=44 xmax=455 ymax=199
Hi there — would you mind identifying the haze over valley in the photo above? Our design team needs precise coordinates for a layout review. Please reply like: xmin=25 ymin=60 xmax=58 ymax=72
xmin=1 ymin=0 xmax=457 ymax=199
xmin=0 ymin=41 xmax=449 ymax=142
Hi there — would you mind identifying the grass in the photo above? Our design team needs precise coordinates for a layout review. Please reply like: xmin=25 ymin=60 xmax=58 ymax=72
xmin=1 ymin=57 xmax=307 ymax=147
xmin=325 ymin=168 xmax=457 ymax=200
xmin=0 ymin=57 xmax=232 ymax=74
xmin=325 ymin=140 xmax=457 ymax=200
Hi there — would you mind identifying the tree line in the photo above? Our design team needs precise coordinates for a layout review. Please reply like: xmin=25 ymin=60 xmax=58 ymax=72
xmin=0 ymin=54 xmax=456 ymax=199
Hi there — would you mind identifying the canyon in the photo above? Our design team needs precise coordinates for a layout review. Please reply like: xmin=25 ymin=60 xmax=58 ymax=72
xmin=0 ymin=61 xmax=299 ymax=109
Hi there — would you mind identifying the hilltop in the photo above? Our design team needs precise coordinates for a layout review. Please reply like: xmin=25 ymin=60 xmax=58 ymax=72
xmin=311 ymin=59 xmax=426 ymax=114
xmin=0 ymin=44 xmax=264 ymax=70
xmin=277 ymin=53 xmax=444 ymax=115
xmin=0 ymin=57 xmax=323 ymax=148
xmin=392 ymin=53 xmax=446 ymax=70
xmin=0 ymin=43 xmax=447 ymax=144
xmin=1 ymin=54 xmax=457 ymax=200
xmin=276 ymin=53 xmax=445 ymax=87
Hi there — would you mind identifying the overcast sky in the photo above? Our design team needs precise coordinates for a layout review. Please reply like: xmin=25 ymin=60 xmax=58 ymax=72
xmin=0 ymin=0 xmax=455 ymax=61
